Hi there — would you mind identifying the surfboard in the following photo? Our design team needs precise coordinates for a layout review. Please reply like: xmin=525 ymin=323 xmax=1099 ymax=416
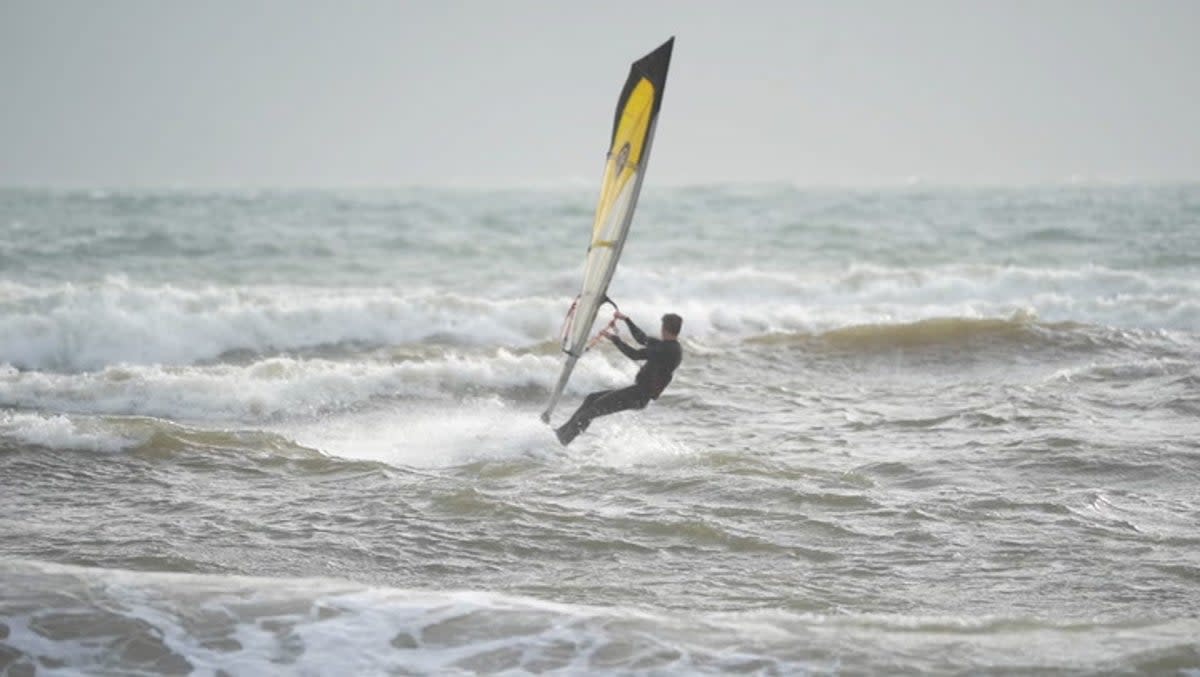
xmin=541 ymin=37 xmax=674 ymax=424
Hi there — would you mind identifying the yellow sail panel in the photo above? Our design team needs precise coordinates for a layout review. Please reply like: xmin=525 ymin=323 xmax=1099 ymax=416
xmin=591 ymin=77 xmax=656 ymax=247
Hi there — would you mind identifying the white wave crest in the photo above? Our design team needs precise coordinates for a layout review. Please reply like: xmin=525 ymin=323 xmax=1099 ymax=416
xmin=609 ymin=262 xmax=1200 ymax=337
xmin=0 ymin=278 xmax=562 ymax=372
xmin=0 ymin=411 xmax=139 ymax=452
xmin=0 ymin=351 xmax=630 ymax=422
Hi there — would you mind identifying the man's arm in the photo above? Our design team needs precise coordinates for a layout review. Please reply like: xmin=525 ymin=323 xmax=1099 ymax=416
xmin=621 ymin=315 xmax=655 ymax=346
xmin=609 ymin=334 xmax=647 ymax=361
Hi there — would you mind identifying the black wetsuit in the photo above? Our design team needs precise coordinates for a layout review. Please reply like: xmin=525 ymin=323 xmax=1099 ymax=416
xmin=555 ymin=317 xmax=682 ymax=446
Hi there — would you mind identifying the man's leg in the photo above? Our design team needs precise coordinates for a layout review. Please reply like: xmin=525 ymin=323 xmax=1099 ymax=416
xmin=555 ymin=390 xmax=610 ymax=445
xmin=565 ymin=389 xmax=610 ymax=430
xmin=556 ymin=385 xmax=648 ymax=446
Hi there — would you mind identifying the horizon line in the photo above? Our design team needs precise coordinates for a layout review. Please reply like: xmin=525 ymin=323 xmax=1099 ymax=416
xmin=3 ymin=177 xmax=1200 ymax=193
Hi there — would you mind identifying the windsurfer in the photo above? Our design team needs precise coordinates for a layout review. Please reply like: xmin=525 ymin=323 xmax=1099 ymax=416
xmin=555 ymin=312 xmax=682 ymax=446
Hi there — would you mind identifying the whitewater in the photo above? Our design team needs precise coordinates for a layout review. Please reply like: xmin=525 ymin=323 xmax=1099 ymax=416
xmin=2 ymin=184 xmax=1199 ymax=674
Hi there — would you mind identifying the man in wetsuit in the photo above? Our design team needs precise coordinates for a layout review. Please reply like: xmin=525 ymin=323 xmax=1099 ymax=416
xmin=555 ymin=312 xmax=683 ymax=446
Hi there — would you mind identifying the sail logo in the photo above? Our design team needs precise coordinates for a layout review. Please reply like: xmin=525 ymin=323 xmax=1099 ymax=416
xmin=615 ymin=142 xmax=631 ymax=174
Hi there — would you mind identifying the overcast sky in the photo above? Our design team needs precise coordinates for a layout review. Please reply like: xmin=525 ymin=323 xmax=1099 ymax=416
xmin=2 ymin=1 xmax=1198 ymax=187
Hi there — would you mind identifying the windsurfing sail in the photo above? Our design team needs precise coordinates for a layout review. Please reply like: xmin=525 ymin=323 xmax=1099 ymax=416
xmin=541 ymin=37 xmax=674 ymax=424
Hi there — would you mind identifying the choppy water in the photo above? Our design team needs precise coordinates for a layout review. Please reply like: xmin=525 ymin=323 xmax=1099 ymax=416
xmin=2 ymin=184 xmax=1199 ymax=675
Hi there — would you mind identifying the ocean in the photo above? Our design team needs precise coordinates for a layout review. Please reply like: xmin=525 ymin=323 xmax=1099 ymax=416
xmin=1 ymin=183 xmax=1198 ymax=674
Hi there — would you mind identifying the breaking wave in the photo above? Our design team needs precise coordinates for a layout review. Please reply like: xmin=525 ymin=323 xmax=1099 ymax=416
xmin=3 ymin=262 xmax=1198 ymax=372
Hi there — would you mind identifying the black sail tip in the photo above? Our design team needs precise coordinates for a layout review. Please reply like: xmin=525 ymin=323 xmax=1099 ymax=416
xmin=610 ymin=37 xmax=676 ymax=144
xmin=635 ymin=37 xmax=674 ymax=92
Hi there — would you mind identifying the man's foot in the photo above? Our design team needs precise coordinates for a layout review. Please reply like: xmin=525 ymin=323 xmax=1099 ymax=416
xmin=555 ymin=425 xmax=574 ymax=446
